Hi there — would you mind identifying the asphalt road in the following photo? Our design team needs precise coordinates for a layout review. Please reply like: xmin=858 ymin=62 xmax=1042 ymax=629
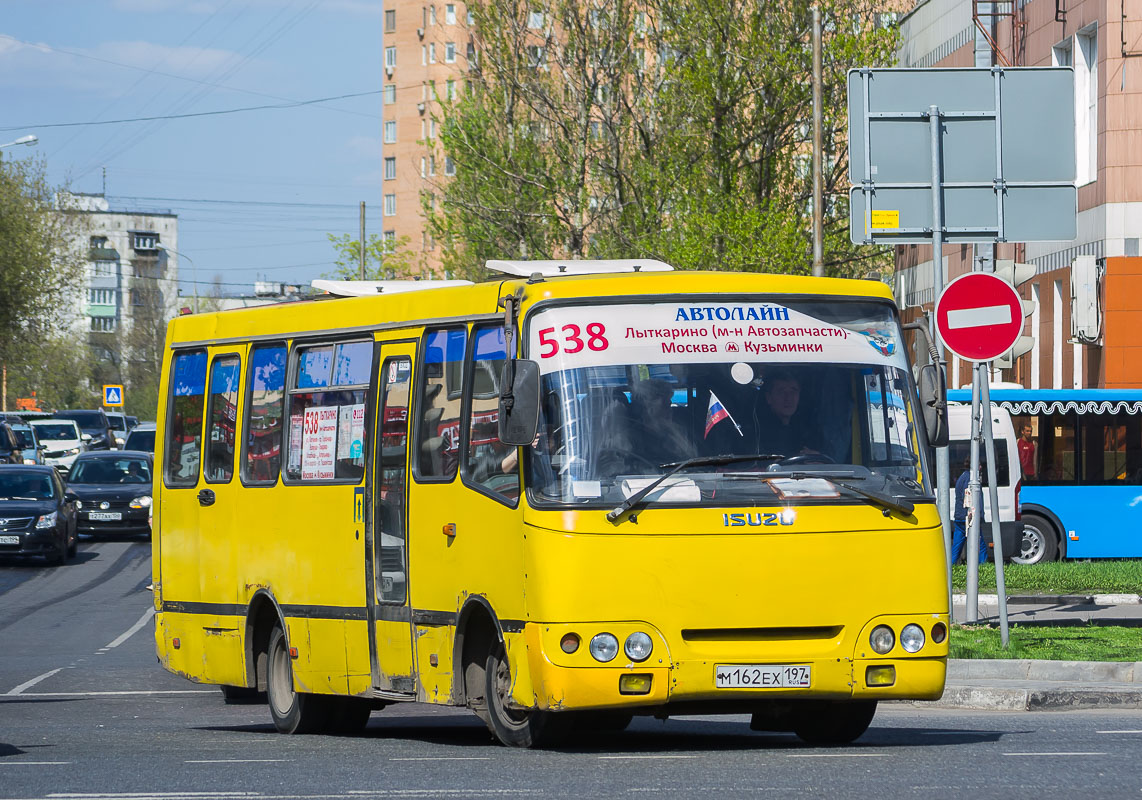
xmin=4 ymin=538 xmax=1142 ymax=799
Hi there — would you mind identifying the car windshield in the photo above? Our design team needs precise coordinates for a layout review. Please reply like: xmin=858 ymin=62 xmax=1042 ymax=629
xmin=125 ymin=430 xmax=155 ymax=452
xmin=61 ymin=412 xmax=103 ymax=429
xmin=107 ymin=416 xmax=126 ymax=431
xmin=523 ymin=298 xmax=930 ymax=508
xmin=68 ymin=458 xmax=152 ymax=484
xmin=0 ymin=471 xmax=54 ymax=500
xmin=32 ymin=423 xmax=79 ymax=441
xmin=12 ymin=428 xmax=35 ymax=448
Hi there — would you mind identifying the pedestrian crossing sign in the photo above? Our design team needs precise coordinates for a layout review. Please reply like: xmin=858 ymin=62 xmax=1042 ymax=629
xmin=103 ymin=385 xmax=124 ymax=407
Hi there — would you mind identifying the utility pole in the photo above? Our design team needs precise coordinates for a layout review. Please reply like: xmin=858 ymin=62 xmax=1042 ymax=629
xmin=811 ymin=6 xmax=824 ymax=277
xmin=359 ymin=201 xmax=367 ymax=280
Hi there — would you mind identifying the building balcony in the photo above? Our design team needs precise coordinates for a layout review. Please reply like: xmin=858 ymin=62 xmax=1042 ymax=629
xmin=89 ymin=247 xmax=119 ymax=261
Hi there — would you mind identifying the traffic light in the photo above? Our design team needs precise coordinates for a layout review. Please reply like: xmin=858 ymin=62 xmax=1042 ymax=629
xmin=994 ymin=259 xmax=1036 ymax=369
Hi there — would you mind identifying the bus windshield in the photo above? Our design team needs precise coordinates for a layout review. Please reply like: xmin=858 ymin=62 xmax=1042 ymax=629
xmin=524 ymin=298 xmax=930 ymax=507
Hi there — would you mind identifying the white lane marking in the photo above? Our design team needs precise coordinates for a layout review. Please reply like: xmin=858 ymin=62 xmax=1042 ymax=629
xmin=185 ymin=760 xmax=292 ymax=764
xmin=1097 ymin=730 xmax=1142 ymax=734
xmin=16 ymin=690 xmax=214 ymax=697
xmin=1002 ymin=752 xmax=1106 ymax=756
xmin=104 ymin=607 xmax=156 ymax=650
xmin=597 ymin=755 xmax=697 ymax=760
xmin=388 ymin=757 xmax=491 ymax=761
xmin=787 ymin=753 xmax=888 ymax=758
xmin=48 ymin=795 xmax=258 ymax=798
xmin=5 ymin=668 xmax=63 ymax=696
xmin=0 ymin=762 xmax=73 ymax=766
xmin=946 ymin=304 xmax=1013 ymax=330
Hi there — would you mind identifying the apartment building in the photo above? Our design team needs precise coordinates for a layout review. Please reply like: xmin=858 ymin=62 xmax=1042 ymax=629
xmin=383 ymin=1 xmax=471 ymax=273
xmin=894 ymin=0 xmax=1142 ymax=388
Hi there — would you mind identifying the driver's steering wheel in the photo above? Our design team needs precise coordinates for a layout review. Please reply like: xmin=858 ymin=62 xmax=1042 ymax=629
xmin=780 ymin=451 xmax=836 ymax=466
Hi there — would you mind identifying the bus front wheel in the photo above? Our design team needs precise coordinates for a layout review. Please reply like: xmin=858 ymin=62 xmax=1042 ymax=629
xmin=791 ymin=700 xmax=877 ymax=745
xmin=484 ymin=645 xmax=565 ymax=748
xmin=1011 ymin=513 xmax=1059 ymax=565
xmin=265 ymin=623 xmax=333 ymax=734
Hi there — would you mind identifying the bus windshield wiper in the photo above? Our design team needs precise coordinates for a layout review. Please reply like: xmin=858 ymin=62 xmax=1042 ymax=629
xmin=606 ymin=453 xmax=783 ymax=525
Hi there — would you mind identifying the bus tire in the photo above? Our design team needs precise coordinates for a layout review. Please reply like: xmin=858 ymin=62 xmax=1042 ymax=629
xmin=792 ymin=700 xmax=877 ymax=745
xmin=265 ymin=623 xmax=333 ymax=734
xmin=1011 ymin=513 xmax=1059 ymax=565
xmin=484 ymin=644 xmax=564 ymax=748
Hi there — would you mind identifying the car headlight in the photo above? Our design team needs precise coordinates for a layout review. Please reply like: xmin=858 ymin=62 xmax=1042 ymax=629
xmin=23 ymin=458 xmax=36 ymax=465
xmin=624 ymin=632 xmax=653 ymax=662
xmin=589 ymin=633 xmax=619 ymax=662
xmin=869 ymin=625 xmax=895 ymax=655
xmin=900 ymin=624 xmax=925 ymax=653
xmin=130 ymin=495 xmax=152 ymax=509
xmin=75 ymin=500 xmax=83 ymax=509
xmin=67 ymin=447 xmax=81 ymax=456
xmin=35 ymin=511 xmax=58 ymax=529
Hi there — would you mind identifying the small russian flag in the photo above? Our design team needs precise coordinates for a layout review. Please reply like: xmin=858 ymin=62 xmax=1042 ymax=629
xmin=704 ymin=391 xmax=743 ymax=439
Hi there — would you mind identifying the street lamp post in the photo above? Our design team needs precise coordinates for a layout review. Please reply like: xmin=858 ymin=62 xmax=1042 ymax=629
xmin=156 ymin=244 xmax=198 ymax=314
xmin=0 ymin=134 xmax=38 ymax=151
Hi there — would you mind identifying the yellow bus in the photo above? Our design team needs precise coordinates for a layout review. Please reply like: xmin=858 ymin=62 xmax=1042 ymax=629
xmin=153 ymin=260 xmax=949 ymax=747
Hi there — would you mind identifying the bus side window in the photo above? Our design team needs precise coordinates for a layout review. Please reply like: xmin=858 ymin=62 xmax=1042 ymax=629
xmin=462 ymin=324 xmax=518 ymax=503
xmin=416 ymin=327 xmax=466 ymax=480
xmin=205 ymin=355 xmax=241 ymax=483
xmin=166 ymin=350 xmax=208 ymax=487
xmin=243 ymin=344 xmax=287 ymax=484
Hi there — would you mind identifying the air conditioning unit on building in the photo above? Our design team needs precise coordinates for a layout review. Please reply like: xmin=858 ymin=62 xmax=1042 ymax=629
xmin=417 ymin=27 xmax=424 ymax=38
xmin=1070 ymin=254 xmax=1102 ymax=344
xmin=385 ymin=65 xmax=393 ymax=78
xmin=417 ymin=102 xmax=425 ymax=114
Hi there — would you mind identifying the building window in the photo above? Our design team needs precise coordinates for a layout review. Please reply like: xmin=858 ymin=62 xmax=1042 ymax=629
xmin=528 ymin=10 xmax=545 ymax=28
xmin=131 ymin=231 xmax=159 ymax=251
xmin=429 ymin=43 xmax=436 ymax=63
xmin=385 ymin=46 xmax=397 ymax=68
xmin=90 ymin=317 xmax=116 ymax=333
xmin=384 ymin=120 xmax=397 ymax=143
xmin=429 ymin=155 xmax=436 ymax=176
xmin=88 ymin=288 xmax=116 ymax=305
xmin=1075 ymin=25 xmax=1098 ymax=185
xmin=383 ymin=230 xmax=396 ymax=252
xmin=422 ymin=45 xmax=427 ymax=65
xmin=384 ymin=157 xmax=397 ymax=180
xmin=445 ymin=42 xmax=456 ymax=62
xmin=91 ymin=260 xmax=117 ymax=278
xmin=430 ymin=5 xmax=436 ymax=24
xmin=467 ymin=42 xmax=476 ymax=67
xmin=421 ymin=156 xmax=426 ymax=178
xmin=90 ymin=235 xmax=109 ymax=248
xmin=445 ymin=156 xmax=455 ymax=176
xmin=428 ymin=119 xmax=436 ymax=139
xmin=446 ymin=4 xmax=456 ymax=24
xmin=527 ymin=45 xmax=545 ymax=69
xmin=446 ymin=79 xmax=455 ymax=100
xmin=385 ymin=8 xmax=396 ymax=31
xmin=383 ymin=84 xmax=396 ymax=104
xmin=467 ymin=9 xmax=474 ymax=25
xmin=384 ymin=194 xmax=397 ymax=216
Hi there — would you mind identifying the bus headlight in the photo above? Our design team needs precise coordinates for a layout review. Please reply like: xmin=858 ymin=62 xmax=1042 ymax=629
xmin=900 ymin=624 xmax=925 ymax=653
xmin=624 ymin=632 xmax=653 ymax=662
xmin=869 ymin=625 xmax=895 ymax=654
xmin=589 ymin=633 xmax=619 ymax=662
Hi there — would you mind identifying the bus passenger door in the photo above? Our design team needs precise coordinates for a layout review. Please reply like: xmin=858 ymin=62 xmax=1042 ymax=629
xmin=366 ymin=344 xmax=417 ymax=695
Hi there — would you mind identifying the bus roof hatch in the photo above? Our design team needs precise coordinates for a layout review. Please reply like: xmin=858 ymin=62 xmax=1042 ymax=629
xmin=485 ymin=259 xmax=674 ymax=277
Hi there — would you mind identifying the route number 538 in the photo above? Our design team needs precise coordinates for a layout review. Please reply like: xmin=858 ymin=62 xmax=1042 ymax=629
xmin=537 ymin=323 xmax=609 ymax=358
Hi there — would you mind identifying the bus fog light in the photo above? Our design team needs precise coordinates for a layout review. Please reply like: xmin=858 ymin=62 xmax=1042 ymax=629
xmin=869 ymin=625 xmax=894 ymax=654
xmin=866 ymin=665 xmax=895 ymax=686
xmin=619 ymin=674 xmax=653 ymax=695
xmin=900 ymin=624 xmax=925 ymax=653
xmin=589 ymin=633 xmax=619 ymax=662
xmin=931 ymin=622 xmax=947 ymax=644
xmin=624 ymin=632 xmax=653 ymax=662
xmin=560 ymin=633 xmax=580 ymax=654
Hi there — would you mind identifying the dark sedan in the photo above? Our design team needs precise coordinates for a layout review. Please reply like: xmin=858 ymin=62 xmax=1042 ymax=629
xmin=66 ymin=452 xmax=153 ymax=538
xmin=0 ymin=465 xmax=78 ymax=564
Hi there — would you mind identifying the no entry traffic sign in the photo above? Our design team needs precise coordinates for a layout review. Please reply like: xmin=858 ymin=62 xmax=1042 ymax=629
xmin=935 ymin=272 xmax=1025 ymax=362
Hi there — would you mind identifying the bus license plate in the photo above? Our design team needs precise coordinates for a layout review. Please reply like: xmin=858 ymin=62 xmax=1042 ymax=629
xmin=89 ymin=512 xmax=122 ymax=521
xmin=715 ymin=664 xmax=811 ymax=689
xmin=0 ymin=535 xmax=19 ymax=545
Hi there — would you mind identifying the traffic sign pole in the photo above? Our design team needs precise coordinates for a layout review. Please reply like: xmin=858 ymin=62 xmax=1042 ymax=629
xmin=980 ymin=375 xmax=1011 ymax=646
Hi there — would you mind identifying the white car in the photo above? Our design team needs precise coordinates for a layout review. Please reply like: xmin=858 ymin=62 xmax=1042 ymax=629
xmin=106 ymin=412 xmax=130 ymax=449
xmin=29 ymin=419 xmax=85 ymax=473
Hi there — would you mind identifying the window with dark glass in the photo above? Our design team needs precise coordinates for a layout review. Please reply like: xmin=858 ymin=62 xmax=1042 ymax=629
xmin=1079 ymin=413 xmax=1142 ymax=485
xmin=286 ymin=340 xmax=373 ymax=482
xmin=244 ymin=345 xmax=287 ymax=484
xmin=1014 ymin=413 xmax=1077 ymax=484
xmin=416 ymin=327 xmax=467 ymax=479
xmin=206 ymin=356 xmax=241 ymax=483
xmin=463 ymin=325 xmax=518 ymax=502
xmin=375 ymin=357 xmax=412 ymax=603
xmin=166 ymin=351 xmax=207 ymax=486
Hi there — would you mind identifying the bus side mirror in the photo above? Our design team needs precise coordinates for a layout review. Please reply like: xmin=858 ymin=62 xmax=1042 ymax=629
xmin=918 ymin=363 xmax=948 ymax=447
xmin=498 ymin=359 xmax=540 ymax=446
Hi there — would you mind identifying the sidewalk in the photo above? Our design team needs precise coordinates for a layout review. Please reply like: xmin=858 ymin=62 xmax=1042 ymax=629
xmin=921 ymin=594 xmax=1142 ymax=710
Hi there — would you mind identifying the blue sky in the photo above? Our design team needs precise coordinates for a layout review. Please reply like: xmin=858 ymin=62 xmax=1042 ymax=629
xmin=2 ymin=0 xmax=382 ymax=293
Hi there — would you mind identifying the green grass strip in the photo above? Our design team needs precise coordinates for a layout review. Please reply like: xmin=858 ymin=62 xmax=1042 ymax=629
xmin=950 ymin=561 xmax=1142 ymax=594
xmin=950 ymin=624 xmax=1142 ymax=661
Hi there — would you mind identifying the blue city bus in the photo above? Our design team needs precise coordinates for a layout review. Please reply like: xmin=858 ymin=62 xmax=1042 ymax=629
xmin=948 ymin=388 xmax=1142 ymax=562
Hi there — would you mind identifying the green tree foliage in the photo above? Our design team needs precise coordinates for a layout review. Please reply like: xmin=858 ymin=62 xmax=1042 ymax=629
xmin=325 ymin=232 xmax=423 ymax=280
xmin=429 ymin=0 xmax=897 ymax=279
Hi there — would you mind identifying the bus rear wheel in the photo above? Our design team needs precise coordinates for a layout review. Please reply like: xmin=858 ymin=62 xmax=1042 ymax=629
xmin=265 ymin=623 xmax=334 ymax=734
xmin=791 ymin=700 xmax=877 ymax=745
xmin=1011 ymin=513 xmax=1059 ymax=565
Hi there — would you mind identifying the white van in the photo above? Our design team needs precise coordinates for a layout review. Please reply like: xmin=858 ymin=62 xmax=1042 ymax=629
xmin=29 ymin=419 xmax=85 ymax=474
xmin=941 ymin=403 xmax=1025 ymax=563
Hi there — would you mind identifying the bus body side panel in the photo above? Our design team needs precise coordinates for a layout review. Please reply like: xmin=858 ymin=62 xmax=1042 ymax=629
xmin=1023 ymin=486 xmax=1141 ymax=558
xmin=518 ymin=503 xmax=947 ymax=711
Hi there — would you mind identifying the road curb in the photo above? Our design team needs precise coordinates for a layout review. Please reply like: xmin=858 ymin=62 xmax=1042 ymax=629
xmin=916 ymin=685 xmax=1142 ymax=711
xmin=951 ymin=594 xmax=1142 ymax=606
xmin=908 ymin=660 xmax=1142 ymax=711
